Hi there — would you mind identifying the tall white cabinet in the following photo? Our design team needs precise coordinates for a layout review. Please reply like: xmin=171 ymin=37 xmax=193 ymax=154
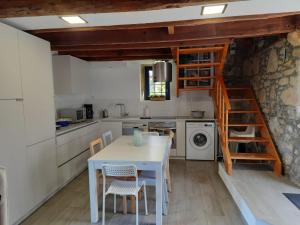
xmin=19 ymin=31 xmax=56 ymax=146
xmin=0 ymin=23 xmax=22 ymax=99
xmin=0 ymin=22 xmax=57 ymax=225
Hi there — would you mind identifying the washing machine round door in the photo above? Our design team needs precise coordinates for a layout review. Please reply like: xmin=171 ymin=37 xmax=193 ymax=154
xmin=189 ymin=130 xmax=211 ymax=150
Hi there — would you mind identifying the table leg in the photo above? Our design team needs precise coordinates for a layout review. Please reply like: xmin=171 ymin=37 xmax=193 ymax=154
xmin=88 ymin=161 xmax=99 ymax=223
xmin=156 ymin=166 xmax=163 ymax=225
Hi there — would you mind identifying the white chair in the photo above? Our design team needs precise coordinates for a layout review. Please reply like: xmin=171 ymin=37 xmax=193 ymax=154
xmin=139 ymin=136 xmax=173 ymax=215
xmin=102 ymin=164 xmax=148 ymax=225
xmin=142 ymin=131 xmax=159 ymax=136
xmin=229 ymin=126 xmax=256 ymax=154
xmin=102 ymin=131 xmax=113 ymax=146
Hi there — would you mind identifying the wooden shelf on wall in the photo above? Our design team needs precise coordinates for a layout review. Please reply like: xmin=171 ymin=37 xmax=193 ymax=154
xmin=176 ymin=44 xmax=228 ymax=97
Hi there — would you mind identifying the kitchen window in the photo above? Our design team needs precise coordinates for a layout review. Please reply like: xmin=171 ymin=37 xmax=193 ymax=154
xmin=143 ymin=66 xmax=170 ymax=101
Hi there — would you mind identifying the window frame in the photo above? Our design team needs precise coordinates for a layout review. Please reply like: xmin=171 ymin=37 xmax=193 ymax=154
xmin=144 ymin=66 xmax=170 ymax=101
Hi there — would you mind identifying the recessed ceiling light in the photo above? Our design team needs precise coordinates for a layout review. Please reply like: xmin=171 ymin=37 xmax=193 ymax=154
xmin=60 ymin=16 xmax=87 ymax=24
xmin=201 ymin=4 xmax=227 ymax=15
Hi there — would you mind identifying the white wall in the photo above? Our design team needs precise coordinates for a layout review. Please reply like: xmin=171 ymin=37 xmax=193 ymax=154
xmin=88 ymin=60 xmax=214 ymax=118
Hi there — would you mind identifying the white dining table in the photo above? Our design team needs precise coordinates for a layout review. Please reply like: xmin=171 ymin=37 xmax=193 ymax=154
xmin=88 ymin=135 xmax=169 ymax=225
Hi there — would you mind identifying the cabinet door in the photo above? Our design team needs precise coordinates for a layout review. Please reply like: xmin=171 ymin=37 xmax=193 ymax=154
xmin=0 ymin=101 xmax=28 ymax=224
xmin=0 ymin=23 xmax=22 ymax=99
xmin=70 ymin=56 xmax=89 ymax=94
xmin=176 ymin=121 xmax=186 ymax=157
xmin=26 ymin=138 xmax=57 ymax=209
xmin=19 ymin=31 xmax=56 ymax=145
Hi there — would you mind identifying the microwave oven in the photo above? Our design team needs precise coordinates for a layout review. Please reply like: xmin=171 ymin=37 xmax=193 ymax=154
xmin=58 ymin=108 xmax=86 ymax=123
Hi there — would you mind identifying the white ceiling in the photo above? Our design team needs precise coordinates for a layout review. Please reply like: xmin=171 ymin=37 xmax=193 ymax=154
xmin=1 ymin=0 xmax=300 ymax=30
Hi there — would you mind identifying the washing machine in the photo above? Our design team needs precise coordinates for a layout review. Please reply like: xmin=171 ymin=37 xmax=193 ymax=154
xmin=186 ymin=121 xmax=215 ymax=160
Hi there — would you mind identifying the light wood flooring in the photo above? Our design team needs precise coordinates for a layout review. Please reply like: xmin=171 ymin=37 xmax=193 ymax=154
xmin=20 ymin=160 xmax=245 ymax=225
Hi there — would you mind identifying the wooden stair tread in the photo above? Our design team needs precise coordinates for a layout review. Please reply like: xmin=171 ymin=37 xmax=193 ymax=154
xmin=228 ymin=110 xmax=259 ymax=114
xmin=228 ymin=137 xmax=269 ymax=142
xmin=178 ymin=46 xmax=224 ymax=54
xmin=230 ymin=152 xmax=276 ymax=160
xmin=230 ymin=98 xmax=256 ymax=101
xmin=177 ymin=62 xmax=220 ymax=68
xmin=178 ymin=87 xmax=213 ymax=91
xmin=227 ymin=123 xmax=264 ymax=127
xmin=178 ymin=76 xmax=215 ymax=81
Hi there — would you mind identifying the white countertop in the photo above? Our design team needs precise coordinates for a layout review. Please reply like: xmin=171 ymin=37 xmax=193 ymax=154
xmin=100 ymin=116 xmax=216 ymax=122
xmin=56 ymin=120 xmax=98 ymax=136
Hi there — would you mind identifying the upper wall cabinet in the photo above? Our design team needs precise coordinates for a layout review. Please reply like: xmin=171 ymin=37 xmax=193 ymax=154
xmin=0 ymin=23 xmax=22 ymax=99
xmin=19 ymin=31 xmax=56 ymax=145
xmin=52 ymin=55 xmax=89 ymax=95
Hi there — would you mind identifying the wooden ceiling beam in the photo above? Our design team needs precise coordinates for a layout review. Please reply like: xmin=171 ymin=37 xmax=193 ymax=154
xmin=58 ymin=49 xmax=171 ymax=57
xmin=52 ymin=38 xmax=232 ymax=51
xmin=38 ymin=16 xmax=297 ymax=46
xmin=30 ymin=12 xmax=300 ymax=34
xmin=0 ymin=0 xmax=242 ymax=18
xmin=79 ymin=55 xmax=172 ymax=61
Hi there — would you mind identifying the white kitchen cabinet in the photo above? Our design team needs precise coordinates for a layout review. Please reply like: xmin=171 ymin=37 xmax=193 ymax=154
xmin=99 ymin=121 xmax=122 ymax=140
xmin=57 ymin=150 xmax=90 ymax=187
xmin=26 ymin=138 xmax=57 ymax=210
xmin=0 ymin=23 xmax=22 ymax=99
xmin=176 ymin=121 xmax=186 ymax=157
xmin=18 ymin=31 xmax=56 ymax=146
xmin=56 ymin=122 xmax=100 ymax=187
xmin=0 ymin=100 xmax=28 ymax=225
xmin=52 ymin=55 xmax=89 ymax=95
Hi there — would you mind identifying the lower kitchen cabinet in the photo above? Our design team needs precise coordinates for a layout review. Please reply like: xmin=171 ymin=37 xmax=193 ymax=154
xmin=99 ymin=121 xmax=122 ymax=140
xmin=57 ymin=150 xmax=90 ymax=187
xmin=176 ymin=121 xmax=186 ymax=157
xmin=56 ymin=122 xmax=100 ymax=187
xmin=26 ymin=138 xmax=57 ymax=210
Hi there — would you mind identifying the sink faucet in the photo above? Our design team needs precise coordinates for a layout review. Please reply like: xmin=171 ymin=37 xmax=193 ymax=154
xmin=115 ymin=103 xmax=128 ymax=117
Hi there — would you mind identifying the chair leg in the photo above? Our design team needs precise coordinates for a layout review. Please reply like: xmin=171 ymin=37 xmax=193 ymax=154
xmin=122 ymin=196 xmax=127 ymax=215
xmin=143 ymin=185 xmax=148 ymax=216
xmin=113 ymin=194 xmax=117 ymax=214
xmin=130 ymin=196 xmax=135 ymax=214
xmin=102 ymin=194 xmax=106 ymax=225
xmin=166 ymin=162 xmax=172 ymax=192
xmin=164 ymin=180 xmax=169 ymax=203
xmin=135 ymin=195 xmax=139 ymax=225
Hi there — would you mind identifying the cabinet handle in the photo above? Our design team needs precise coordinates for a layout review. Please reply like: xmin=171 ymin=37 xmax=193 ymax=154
xmin=16 ymin=98 xmax=24 ymax=102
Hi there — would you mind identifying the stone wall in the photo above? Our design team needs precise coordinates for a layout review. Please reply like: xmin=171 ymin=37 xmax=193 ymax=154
xmin=240 ymin=31 xmax=300 ymax=186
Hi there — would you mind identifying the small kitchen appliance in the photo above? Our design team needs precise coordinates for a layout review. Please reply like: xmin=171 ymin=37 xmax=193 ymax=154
xmin=58 ymin=108 xmax=86 ymax=123
xmin=84 ymin=104 xmax=94 ymax=119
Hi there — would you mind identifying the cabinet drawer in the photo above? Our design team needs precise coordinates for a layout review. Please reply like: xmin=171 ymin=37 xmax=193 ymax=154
xmin=56 ymin=128 xmax=81 ymax=146
xmin=56 ymin=137 xmax=82 ymax=166
xmin=57 ymin=150 xmax=89 ymax=187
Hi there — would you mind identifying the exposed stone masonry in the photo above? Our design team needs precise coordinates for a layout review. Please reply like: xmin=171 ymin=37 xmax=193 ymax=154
xmin=236 ymin=32 xmax=300 ymax=186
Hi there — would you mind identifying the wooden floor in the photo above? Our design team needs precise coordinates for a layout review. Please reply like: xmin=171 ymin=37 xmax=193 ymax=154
xmin=20 ymin=160 xmax=245 ymax=225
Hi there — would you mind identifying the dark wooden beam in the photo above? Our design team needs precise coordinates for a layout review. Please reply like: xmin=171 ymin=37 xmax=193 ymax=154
xmin=39 ymin=16 xmax=297 ymax=47
xmin=80 ymin=55 xmax=172 ymax=61
xmin=59 ymin=49 xmax=171 ymax=58
xmin=30 ymin=12 xmax=300 ymax=34
xmin=0 ymin=0 xmax=242 ymax=18
xmin=52 ymin=38 xmax=233 ymax=51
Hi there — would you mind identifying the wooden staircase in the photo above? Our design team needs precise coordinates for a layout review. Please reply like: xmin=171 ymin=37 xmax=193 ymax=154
xmin=175 ymin=44 xmax=282 ymax=176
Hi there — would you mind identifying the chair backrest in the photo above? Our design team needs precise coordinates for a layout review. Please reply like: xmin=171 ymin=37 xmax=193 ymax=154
xmin=89 ymin=138 xmax=104 ymax=156
xmin=102 ymin=130 xmax=113 ymax=146
xmin=102 ymin=164 xmax=137 ymax=177
xmin=142 ymin=131 xmax=159 ymax=136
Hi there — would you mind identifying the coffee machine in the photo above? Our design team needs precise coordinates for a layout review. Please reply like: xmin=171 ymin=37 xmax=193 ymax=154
xmin=83 ymin=104 xmax=94 ymax=119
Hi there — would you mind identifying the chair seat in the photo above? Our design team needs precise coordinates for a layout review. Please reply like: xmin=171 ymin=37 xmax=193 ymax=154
xmin=106 ymin=180 xmax=143 ymax=196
